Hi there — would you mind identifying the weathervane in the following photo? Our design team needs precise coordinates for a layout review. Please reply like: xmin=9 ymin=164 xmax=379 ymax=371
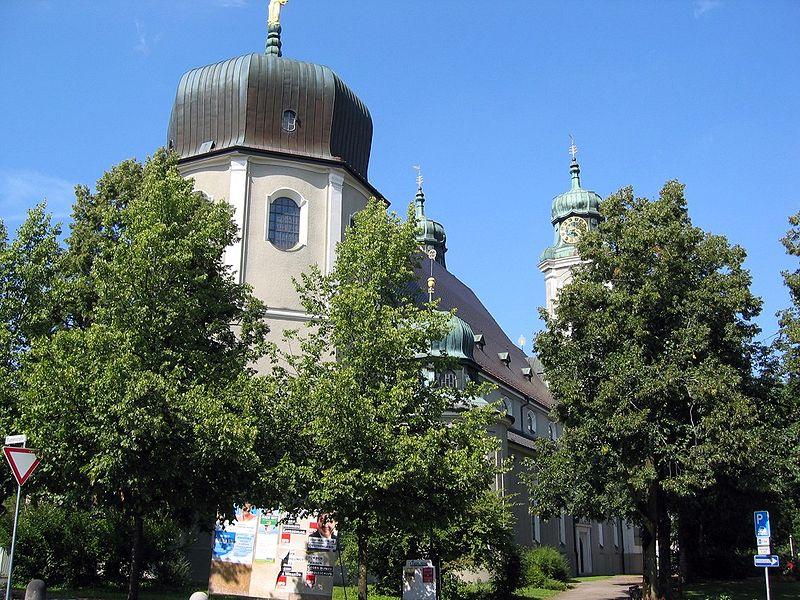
xmin=569 ymin=135 xmax=578 ymax=160
xmin=413 ymin=165 xmax=423 ymax=189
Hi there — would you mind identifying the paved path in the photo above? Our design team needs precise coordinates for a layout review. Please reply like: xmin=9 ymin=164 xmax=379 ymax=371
xmin=554 ymin=575 xmax=641 ymax=600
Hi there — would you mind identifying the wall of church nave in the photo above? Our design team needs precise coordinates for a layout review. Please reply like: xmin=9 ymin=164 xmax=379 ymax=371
xmin=505 ymin=444 xmax=579 ymax=575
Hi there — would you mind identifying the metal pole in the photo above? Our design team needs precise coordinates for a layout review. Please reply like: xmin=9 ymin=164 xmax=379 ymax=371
xmin=4 ymin=485 xmax=21 ymax=600
xmin=790 ymin=534 xmax=795 ymax=560
xmin=764 ymin=567 xmax=771 ymax=600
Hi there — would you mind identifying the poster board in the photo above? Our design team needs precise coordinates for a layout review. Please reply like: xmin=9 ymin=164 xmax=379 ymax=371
xmin=209 ymin=508 xmax=338 ymax=600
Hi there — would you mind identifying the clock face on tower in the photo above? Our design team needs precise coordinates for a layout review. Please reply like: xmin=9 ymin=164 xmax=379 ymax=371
xmin=559 ymin=216 xmax=588 ymax=245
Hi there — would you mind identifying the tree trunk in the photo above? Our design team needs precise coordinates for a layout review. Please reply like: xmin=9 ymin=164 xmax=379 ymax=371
xmin=127 ymin=512 xmax=144 ymax=600
xmin=641 ymin=485 xmax=665 ymax=600
xmin=676 ymin=506 xmax=693 ymax=585
xmin=641 ymin=517 xmax=658 ymax=600
xmin=357 ymin=531 xmax=368 ymax=600
xmin=657 ymin=503 xmax=672 ymax=600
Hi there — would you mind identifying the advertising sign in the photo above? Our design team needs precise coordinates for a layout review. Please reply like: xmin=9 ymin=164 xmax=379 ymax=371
xmin=402 ymin=560 xmax=436 ymax=600
xmin=209 ymin=508 xmax=338 ymax=600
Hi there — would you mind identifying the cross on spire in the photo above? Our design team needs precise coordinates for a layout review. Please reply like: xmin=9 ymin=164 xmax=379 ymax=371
xmin=413 ymin=165 xmax=423 ymax=189
xmin=569 ymin=135 xmax=578 ymax=160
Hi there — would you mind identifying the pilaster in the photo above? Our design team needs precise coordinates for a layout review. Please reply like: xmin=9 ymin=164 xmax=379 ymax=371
xmin=325 ymin=172 xmax=345 ymax=274
xmin=225 ymin=155 xmax=250 ymax=283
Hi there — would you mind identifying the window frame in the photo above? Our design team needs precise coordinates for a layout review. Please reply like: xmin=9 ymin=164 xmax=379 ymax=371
xmin=266 ymin=190 xmax=308 ymax=251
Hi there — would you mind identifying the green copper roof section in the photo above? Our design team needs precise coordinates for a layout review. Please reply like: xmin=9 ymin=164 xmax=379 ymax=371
xmin=414 ymin=186 xmax=447 ymax=267
xmin=550 ymin=158 xmax=602 ymax=223
xmin=167 ymin=53 xmax=373 ymax=179
xmin=540 ymin=156 xmax=603 ymax=262
xmin=430 ymin=313 xmax=475 ymax=361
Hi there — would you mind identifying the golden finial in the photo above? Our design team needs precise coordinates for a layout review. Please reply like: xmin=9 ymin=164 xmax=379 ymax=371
xmin=569 ymin=134 xmax=578 ymax=160
xmin=413 ymin=165 xmax=423 ymax=189
xmin=268 ymin=0 xmax=289 ymax=26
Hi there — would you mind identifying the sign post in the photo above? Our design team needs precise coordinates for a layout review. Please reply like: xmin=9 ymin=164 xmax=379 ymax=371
xmin=753 ymin=511 xmax=778 ymax=600
xmin=3 ymin=439 xmax=41 ymax=600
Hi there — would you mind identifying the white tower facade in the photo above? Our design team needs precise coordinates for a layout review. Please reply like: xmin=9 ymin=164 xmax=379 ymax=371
xmin=167 ymin=37 xmax=378 ymax=357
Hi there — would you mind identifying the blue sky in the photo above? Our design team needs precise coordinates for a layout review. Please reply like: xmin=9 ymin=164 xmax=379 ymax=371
xmin=1 ymin=0 xmax=798 ymax=346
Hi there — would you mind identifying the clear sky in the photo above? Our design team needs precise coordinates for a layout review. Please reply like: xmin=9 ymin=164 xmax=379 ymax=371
xmin=1 ymin=0 xmax=798 ymax=347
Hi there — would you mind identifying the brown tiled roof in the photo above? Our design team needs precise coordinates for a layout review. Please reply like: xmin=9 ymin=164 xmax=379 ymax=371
xmin=418 ymin=260 xmax=553 ymax=410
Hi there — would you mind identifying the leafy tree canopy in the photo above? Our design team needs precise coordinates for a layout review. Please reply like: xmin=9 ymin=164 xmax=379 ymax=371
xmin=524 ymin=181 xmax=763 ymax=599
xmin=262 ymin=198 xmax=501 ymax=600
xmin=17 ymin=150 xmax=273 ymax=600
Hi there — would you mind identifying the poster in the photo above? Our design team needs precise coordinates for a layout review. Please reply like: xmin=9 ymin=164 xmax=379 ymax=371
xmin=210 ymin=509 xmax=338 ymax=600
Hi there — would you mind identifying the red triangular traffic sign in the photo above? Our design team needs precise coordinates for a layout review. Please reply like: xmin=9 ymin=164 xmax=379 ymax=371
xmin=3 ymin=446 xmax=41 ymax=486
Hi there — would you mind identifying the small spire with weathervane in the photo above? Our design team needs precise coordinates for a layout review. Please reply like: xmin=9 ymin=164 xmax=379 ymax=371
xmin=569 ymin=134 xmax=581 ymax=190
xmin=413 ymin=165 xmax=426 ymax=220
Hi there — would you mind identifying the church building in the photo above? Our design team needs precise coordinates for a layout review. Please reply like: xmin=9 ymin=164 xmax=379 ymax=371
xmin=167 ymin=4 xmax=642 ymax=579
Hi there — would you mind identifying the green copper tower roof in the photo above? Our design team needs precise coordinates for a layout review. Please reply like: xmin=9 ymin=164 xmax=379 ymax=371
xmin=540 ymin=150 xmax=603 ymax=263
xmin=414 ymin=184 xmax=447 ymax=268
xmin=167 ymin=8 xmax=373 ymax=180
xmin=430 ymin=312 xmax=475 ymax=361
xmin=550 ymin=158 xmax=602 ymax=223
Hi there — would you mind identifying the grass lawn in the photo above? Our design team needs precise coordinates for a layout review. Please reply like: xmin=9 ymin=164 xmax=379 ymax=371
xmin=332 ymin=587 xmax=398 ymax=600
xmin=684 ymin=577 xmax=800 ymax=600
xmin=331 ymin=582 xmax=572 ymax=599
xmin=16 ymin=588 xmax=194 ymax=600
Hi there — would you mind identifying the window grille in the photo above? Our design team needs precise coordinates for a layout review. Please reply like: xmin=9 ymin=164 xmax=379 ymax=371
xmin=268 ymin=197 xmax=300 ymax=249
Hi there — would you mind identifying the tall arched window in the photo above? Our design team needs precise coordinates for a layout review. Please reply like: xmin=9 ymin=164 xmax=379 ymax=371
xmin=439 ymin=370 xmax=458 ymax=389
xmin=268 ymin=197 xmax=300 ymax=249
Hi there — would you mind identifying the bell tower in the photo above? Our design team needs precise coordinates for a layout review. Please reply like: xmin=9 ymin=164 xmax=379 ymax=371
xmin=167 ymin=3 xmax=378 ymax=358
xmin=538 ymin=140 xmax=602 ymax=317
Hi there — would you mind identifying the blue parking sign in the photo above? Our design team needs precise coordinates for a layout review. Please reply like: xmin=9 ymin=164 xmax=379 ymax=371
xmin=754 ymin=511 xmax=770 ymax=538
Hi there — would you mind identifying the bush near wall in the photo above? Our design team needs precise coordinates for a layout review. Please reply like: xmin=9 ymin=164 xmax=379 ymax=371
xmin=520 ymin=545 xmax=570 ymax=589
xmin=0 ymin=501 xmax=193 ymax=588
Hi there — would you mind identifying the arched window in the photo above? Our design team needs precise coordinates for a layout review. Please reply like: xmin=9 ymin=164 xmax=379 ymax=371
xmin=268 ymin=197 xmax=300 ymax=250
xmin=548 ymin=422 xmax=557 ymax=441
xmin=282 ymin=109 xmax=297 ymax=132
xmin=439 ymin=370 xmax=457 ymax=389
xmin=527 ymin=412 xmax=537 ymax=435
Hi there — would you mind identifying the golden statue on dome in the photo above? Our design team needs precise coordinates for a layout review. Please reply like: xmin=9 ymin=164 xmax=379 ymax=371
xmin=268 ymin=0 xmax=289 ymax=26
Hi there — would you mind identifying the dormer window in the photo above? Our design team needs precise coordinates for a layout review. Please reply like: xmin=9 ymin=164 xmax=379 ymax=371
xmin=498 ymin=352 xmax=510 ymax=366
xmin=282 ymin=109 xmax=297 ymax=132
xmin=474 ymin=334 xmax=485 ymax=349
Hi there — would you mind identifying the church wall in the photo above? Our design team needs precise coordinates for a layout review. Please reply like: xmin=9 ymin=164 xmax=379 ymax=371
xmin=244 ymin=161 xmax=329 ymax=313
xmin=341 ymin=180 xmax=370 ymax=238
xmin=182 ymin=161 xmax=231 ymax=204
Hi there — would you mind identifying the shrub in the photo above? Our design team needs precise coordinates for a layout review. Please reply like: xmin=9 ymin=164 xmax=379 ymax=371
xmin=520 ymin=545 xmax=570 ymax=588
xmin=490 ymin=544 xmax=522 ymax=599
xmin=0 ymin=500 xmax=194 ymax=588
xmin=440 ymin=575 xmax=494 ymax=600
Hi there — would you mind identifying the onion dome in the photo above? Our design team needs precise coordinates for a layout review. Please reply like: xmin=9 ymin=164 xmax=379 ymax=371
xmin=550 ymin=158 xmax=602 ymax=223
xmin=414 ymin=185 xmax=447 ymax=268
xmin=430 ymin=313 xmax=475 ymax=361
xmin=167 ymin=21 xmax=373 ymax=180
xmin=540 ymin=151 xmax=603 ymax=262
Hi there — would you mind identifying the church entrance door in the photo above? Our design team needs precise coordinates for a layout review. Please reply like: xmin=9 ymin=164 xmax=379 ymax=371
xmin=576 ymin=525 xmax=593 ymax=575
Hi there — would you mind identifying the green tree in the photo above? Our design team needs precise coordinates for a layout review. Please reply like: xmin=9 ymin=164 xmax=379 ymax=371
xmin=263 ymin=198 xmax=500 ymax=600
xmin=0 ymin=206 xmax=62 ymax=505
xmin=775 ymin=210 xmax=800 ymax=544
xmin=18 ymin=150 xmax=272 ymax=600
xmin=523 ymin=182 xmax=763 ymax=600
